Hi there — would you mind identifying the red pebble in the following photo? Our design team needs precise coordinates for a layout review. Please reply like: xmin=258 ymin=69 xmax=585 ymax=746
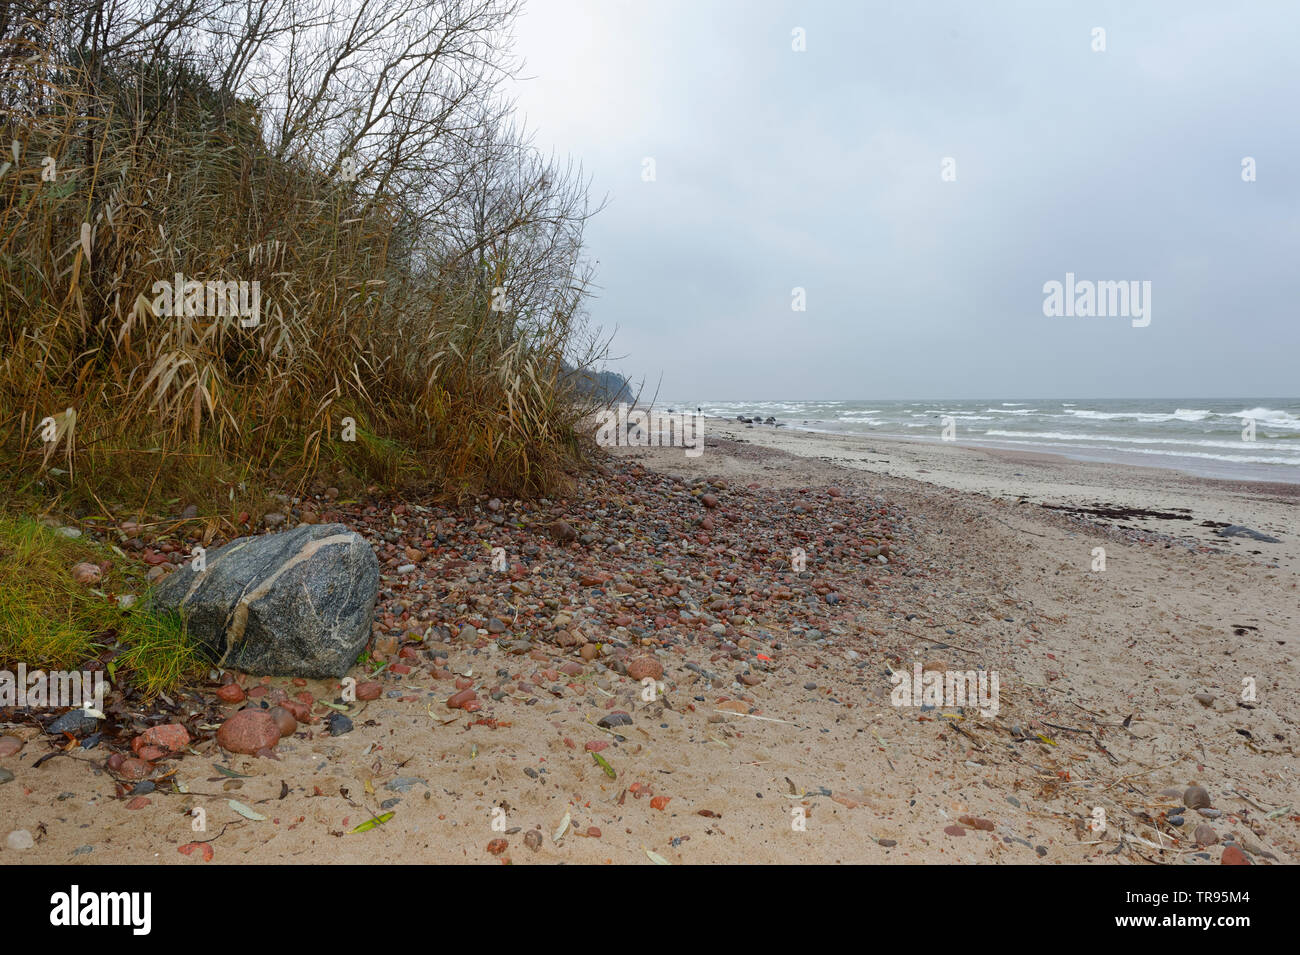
xmin=178 ymin=842 xmax=214 ymax=862
xmin=1221 ymin=845 xmax=1251 ymax=865
xmin=447 ymin=689 xmax=476 ymax=709
xmin=216 ymin=683 xmax=245 ymax=703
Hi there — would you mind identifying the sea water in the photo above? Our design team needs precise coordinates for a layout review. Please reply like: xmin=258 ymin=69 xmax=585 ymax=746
xmin=676 ymin=398 xmax=1300 ymax=483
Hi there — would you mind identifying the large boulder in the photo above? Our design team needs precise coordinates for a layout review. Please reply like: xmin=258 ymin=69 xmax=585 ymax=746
xmin=152 ymin=523 xmax=379 ymax=678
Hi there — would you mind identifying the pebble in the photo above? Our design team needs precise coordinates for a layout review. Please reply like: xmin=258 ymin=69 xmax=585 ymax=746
xmin=217 ymin=709 xmax=282 ymax=754
xmin=1194 ymin=824 xmax=1219 ymax=846
xmin=0 ymin=768 xmax=13 ymax=785
xmin=133 ymin=723 xmax=191 ymax=755
xmin=0 ymin=737 xmax=22 ymax=757
xmin=1183 ymin=785 xmax=1212 ymax=810
xmin=71 ymin=562 xmax=102 ymax=585
xmin=267 ymin=706 xmax=298 ymax=737
xmin=216 ymin=683 xmax=246 ymax=703
xmin=626 ymin=657 xmax=663 ymax=682
xmin=447 ymin=688 xmax=477 ymax=709
xmin=117 ymin=757 xmax=152 ymax=780
xmin=6 ymin=830 xmax=34 ymax=850
xmin=280 ymin=698 xmax=312 ymax=722
xmin=1220 ymin=845 xmax=1251 ymax=865
xmin=48 ymin=709 xmax=98 ymax=736
xmin=549 ymin=521 xmax=578 ymax=543
xmin=598 ymin=711 xmax=633 ymax=728
xmin=327 ymin=712 xmax=354 ymax=736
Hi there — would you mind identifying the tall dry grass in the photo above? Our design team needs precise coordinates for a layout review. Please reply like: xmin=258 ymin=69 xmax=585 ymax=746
xmin=0 ymin=0 xmax=607 ymax=515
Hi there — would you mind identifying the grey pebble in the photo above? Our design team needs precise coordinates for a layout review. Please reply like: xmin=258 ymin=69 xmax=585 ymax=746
xmin=48 ymin=710 xmax=98 ymax=736
xmin=327 ymin=712 xmax=354 ymax=736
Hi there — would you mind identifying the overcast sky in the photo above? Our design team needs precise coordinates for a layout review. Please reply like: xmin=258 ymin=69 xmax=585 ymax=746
xmin=510 ymin=0 xmax=1299 ymax=400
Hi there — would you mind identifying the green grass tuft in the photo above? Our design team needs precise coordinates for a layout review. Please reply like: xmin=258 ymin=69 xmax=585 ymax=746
xmin=0 ymin=516 xmax=209 ymax=699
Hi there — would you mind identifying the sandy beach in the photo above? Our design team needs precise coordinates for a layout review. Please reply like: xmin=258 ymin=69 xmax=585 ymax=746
xmin=2 ymin=421 xmax=1296 ymax=865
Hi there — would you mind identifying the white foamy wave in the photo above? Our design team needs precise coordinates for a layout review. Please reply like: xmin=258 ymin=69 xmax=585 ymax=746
xmin=1064 ymin=408 xmax=1212 ymax=423
xmin=982 ymin=430 xmax=1298 ymax=452
xmin=1225 ymin=407 xmax=1300 ymax=430
xmin=978 ymin=438 xmax=1297 ymax=466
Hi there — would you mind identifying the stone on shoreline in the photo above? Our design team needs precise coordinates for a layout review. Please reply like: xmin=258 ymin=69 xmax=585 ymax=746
xmin=1214 ymin=525 xmax=1280 ymax=543
xmin=152 ymin=523 xmax=379 ymax=678
xmin=217 ymin=709 xmax=282 ymax=755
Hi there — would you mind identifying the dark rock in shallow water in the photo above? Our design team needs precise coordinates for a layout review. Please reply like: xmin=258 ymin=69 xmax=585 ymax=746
xmin=152 ymin=523 xmax=379 ymax=678
xmin=1214 ymin=525 xmax=1281 ymax=543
